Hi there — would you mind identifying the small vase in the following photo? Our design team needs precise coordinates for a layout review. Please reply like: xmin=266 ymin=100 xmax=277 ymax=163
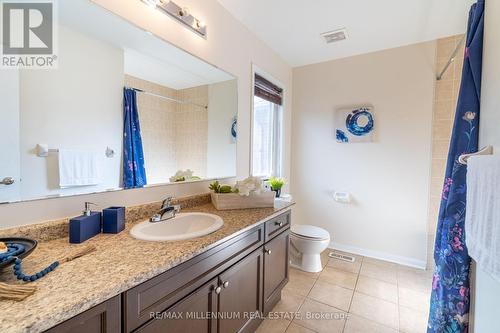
xmin=272 ymin=188 xmax=281 ymax=198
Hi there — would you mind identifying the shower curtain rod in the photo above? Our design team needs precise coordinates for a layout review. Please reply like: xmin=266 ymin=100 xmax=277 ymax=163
xmin=436 ymin=35 xmax=466 ymax=81
xmin=127 ymin=87 xmax=208 ymax=109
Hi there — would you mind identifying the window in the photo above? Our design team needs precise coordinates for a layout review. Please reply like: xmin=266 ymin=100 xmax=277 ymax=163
xmin=252 ymin=73 xmax=283 ymax=178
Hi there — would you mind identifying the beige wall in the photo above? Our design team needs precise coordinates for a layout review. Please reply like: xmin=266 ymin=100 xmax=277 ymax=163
xmin=426 ymin=35 xmax=464 ymax=270
xmin=291 ymin=41 xmax=436 ymax=267
xmin=0 ymin=0 xmax=292 ymax=228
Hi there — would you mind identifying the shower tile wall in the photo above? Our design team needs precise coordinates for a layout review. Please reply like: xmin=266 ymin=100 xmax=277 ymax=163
xmin=125 ymin=75 xmax=178 ymax=184
xmin=124 ymin=75 xmax=208 ymax=183
xmin=175 ymin=86 xmax=209 ymax=178
xmin=427 ymin=35 xmax=464 ymax=270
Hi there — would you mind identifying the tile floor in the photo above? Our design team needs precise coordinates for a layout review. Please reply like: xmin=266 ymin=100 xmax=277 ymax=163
xmin=256 ymin=249 xmax=433 ymax=333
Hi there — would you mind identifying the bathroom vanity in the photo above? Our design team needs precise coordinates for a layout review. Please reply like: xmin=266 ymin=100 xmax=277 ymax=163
xmin=47 ymin=211 xmax=290 ymax=333
xmin=0 ymin=200 xmax=292 ymax=333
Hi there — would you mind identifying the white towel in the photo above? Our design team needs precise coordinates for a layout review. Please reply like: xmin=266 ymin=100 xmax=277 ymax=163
xmin=58 ymin=149 xmax=103 ymax=188
xmin=465 ymin=155 xmax=500 ymax=283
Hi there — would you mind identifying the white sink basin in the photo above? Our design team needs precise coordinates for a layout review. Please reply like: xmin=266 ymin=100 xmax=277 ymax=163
xmin=130 ymin=212 xmax=224 ymax=241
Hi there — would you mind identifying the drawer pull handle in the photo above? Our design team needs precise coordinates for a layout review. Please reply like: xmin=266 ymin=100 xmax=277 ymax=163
xmin=275 ymin=221 xmax=284 ymax=227
xmin=265 ymin=248 xmax=272 ymax=255
xmin=223 ymin=281 xmax=230 ymax=288
xmin=215 ymin=286 xmax=222 ymax=294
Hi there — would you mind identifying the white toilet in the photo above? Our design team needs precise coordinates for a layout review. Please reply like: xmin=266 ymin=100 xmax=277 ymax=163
xmin=290 ymin=225 xmax=331 ymax=273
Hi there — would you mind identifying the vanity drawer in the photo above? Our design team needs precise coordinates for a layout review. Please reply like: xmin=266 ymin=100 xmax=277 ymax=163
xmin=265 ymin=211 xmax=291 ymax=241
xmin=124 ymin=224 xmax=264 ymax=332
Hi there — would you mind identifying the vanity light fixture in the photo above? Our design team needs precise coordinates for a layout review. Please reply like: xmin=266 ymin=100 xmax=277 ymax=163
xmin=140 ymin=0 xmax=207 ymax=38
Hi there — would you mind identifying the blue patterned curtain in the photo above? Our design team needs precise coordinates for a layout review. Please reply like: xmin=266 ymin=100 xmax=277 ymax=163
xmin=123 ymin=88 xmax=147 ymax=189
xmin=427 ymin=1 xmax=484 ymax=332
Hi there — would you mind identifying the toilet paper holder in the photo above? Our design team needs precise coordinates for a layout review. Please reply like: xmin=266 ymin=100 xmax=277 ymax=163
xmin=333 ymin=192 xmax=351 ymax=203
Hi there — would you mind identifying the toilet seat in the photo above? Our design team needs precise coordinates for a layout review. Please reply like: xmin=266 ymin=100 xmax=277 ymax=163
xmin=291 ymin=225 xmax=330 ymax=241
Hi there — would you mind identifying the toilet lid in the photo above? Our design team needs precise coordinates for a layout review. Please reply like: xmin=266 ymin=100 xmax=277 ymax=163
xmin=291 ymin=225 xmax=330 ymax=240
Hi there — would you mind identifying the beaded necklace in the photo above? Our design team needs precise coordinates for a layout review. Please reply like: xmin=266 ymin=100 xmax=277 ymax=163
xmin=0 ymin=243 xmax=59 ymax=282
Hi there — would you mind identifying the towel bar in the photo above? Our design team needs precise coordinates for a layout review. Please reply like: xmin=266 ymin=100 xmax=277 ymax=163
xmin=36 ymin=144 xmax=115 ymax=158
xmin=458 ymin=146 xmax=493 ymax=165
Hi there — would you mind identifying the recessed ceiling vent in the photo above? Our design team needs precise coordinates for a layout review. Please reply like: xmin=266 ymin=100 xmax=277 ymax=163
xmin=321 ymin=28 xmax=348 ymax=44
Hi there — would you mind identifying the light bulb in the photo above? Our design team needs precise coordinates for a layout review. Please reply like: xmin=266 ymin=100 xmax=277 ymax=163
xmin=179 ymin=7 xmax=190 ymax=17
xmin=196 ymin=20 xmax=206 ymax=29
xmin=142 ymin=0 xmax=159 ymax=9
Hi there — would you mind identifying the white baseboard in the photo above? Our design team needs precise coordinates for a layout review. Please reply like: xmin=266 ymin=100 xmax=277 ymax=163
xmin=329 ymin=241 xmax=427 ymax=270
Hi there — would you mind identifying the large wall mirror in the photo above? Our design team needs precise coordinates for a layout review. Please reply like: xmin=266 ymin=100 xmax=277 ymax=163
xmin=0 ymin=0 xmax=238 ymax=204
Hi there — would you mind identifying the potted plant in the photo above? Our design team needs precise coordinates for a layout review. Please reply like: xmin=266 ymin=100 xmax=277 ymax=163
xmin=268 ymin=177 xmax=286 ymax=198
xmin=169 ymin=169 xmax=201 ymax=182
xmin=208 ymin=180 xmax=234 ymax=194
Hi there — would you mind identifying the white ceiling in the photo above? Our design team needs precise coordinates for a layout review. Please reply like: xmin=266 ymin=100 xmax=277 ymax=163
xmin=217 ymin=0 xmax=475 ymax=67
xmin=59 ymin=0 xmax=234 ymax=89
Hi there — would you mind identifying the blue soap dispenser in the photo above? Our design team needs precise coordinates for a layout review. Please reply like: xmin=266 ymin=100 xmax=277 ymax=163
xmin=69 ymin=202 xmax=102 ymax=244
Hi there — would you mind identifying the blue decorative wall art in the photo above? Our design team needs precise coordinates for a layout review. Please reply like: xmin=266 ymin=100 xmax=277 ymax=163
xmin=335 ymin=106 xmax=375 ymax=143
xmin=231 ymin=115 xmax=237 ymax=143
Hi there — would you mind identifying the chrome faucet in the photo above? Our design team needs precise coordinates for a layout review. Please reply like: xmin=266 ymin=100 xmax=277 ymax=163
xmin=150 ymin=196 xmax=181 ymax=222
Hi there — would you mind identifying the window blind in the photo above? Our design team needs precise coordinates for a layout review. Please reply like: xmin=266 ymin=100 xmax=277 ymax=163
xmin=254 ymin=74 xmax=283 ymax=105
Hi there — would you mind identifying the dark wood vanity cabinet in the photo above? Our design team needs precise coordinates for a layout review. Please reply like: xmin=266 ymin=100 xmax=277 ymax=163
xmin=123 ymin=223 xmax=266 ymax=332
xmin=137 ymin=250 xmax=264 ymax=333
xmin=44 ymin=211 xmax=291 ymax=333
xmin=263 ymin=229 xmax=290 ymax=314
xmin=45 ymin=295 xmax=121 ymax=333
xmin=137 ymin=278 xmax=219 ymax=333
xmin=218 ymin=249 xmax=263 ymax=333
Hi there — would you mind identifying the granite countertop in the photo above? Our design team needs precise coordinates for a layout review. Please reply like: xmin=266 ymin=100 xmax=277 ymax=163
xmin=0 ymin=200 xmax=294 ymax=333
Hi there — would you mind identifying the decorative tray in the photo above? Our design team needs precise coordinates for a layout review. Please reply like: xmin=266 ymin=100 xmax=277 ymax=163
xmin=0 ymin=237 xmax=38 ymax=270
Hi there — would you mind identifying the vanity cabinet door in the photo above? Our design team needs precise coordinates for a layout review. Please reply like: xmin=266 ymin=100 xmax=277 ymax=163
xmin=263 ymin=230 xmax=290 ymax=313
xmin=44 ymin=296 xmax=120 ymax=333
xmin=218 ymin=249 xmax=263 ymax=333
xmin=136 ymin=278 xmax=219 ymax=333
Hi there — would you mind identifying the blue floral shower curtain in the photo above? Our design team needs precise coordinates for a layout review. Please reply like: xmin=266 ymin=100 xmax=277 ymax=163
xmin=427 ymin=1 xmax=484 ymax=332
xmin=123 ymin=88 xmax=147 ymax=189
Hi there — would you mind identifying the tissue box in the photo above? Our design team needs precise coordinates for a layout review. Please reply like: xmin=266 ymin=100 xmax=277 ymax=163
xmin=102 ymin=206 xmax=125 ymax=234
xmin=69 ymin=212 xmax=102 ymax=244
